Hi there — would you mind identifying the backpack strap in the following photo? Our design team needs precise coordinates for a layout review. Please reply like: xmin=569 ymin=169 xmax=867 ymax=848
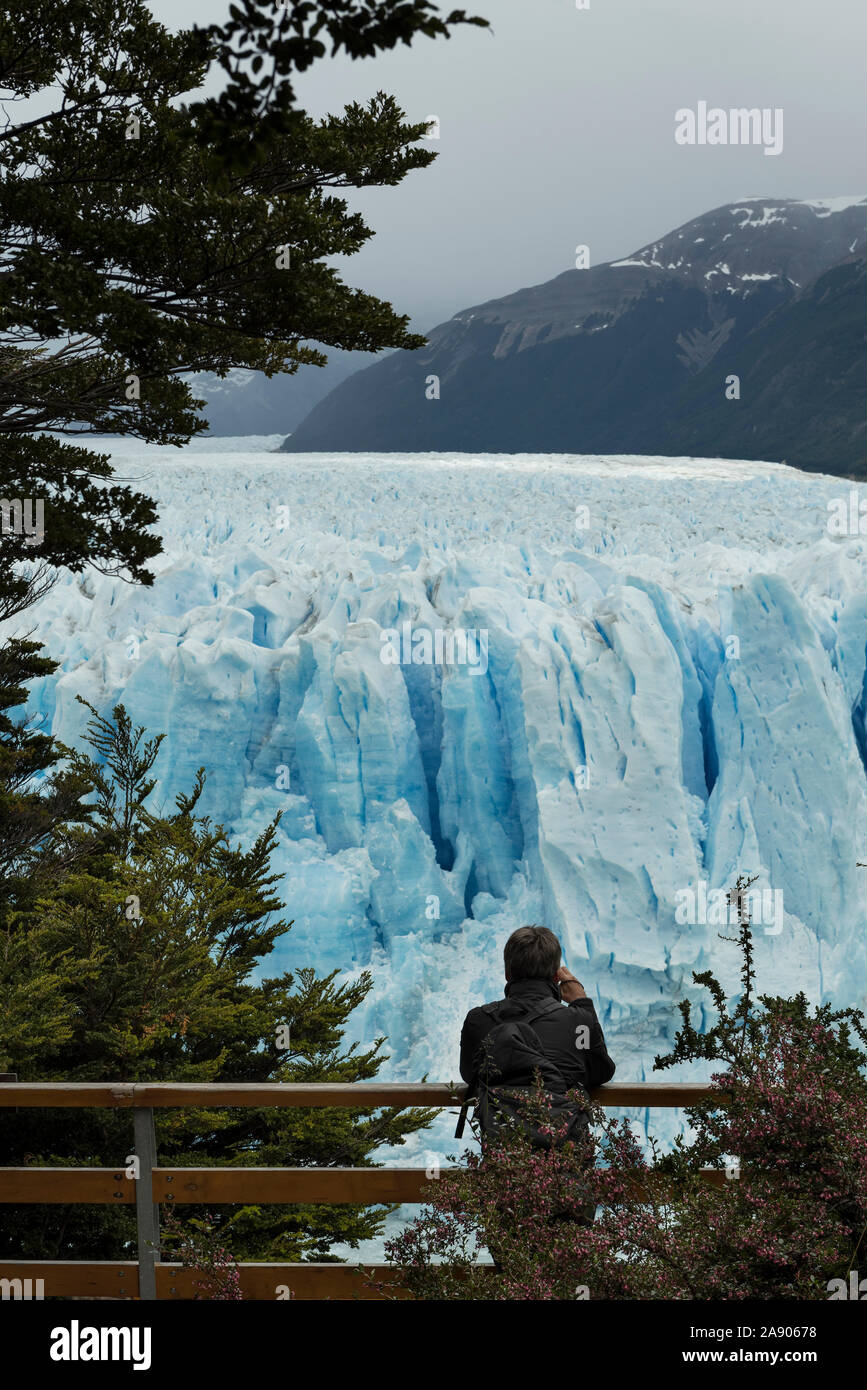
xmin=481 ymin=995 xmax=563 ymax=1025
xmin=521 ymin=998 xmax=564 ymax=1029
xmin=454 ymin=1099 xmax=471 ymax=1139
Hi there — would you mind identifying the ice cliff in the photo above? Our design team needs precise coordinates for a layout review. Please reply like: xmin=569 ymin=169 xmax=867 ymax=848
xmin=11 ymin=437 xmax=867 ymax=1116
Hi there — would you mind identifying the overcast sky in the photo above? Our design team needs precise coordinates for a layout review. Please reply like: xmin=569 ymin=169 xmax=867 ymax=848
xmin=153 ymin=0 xmax=867 ymax=333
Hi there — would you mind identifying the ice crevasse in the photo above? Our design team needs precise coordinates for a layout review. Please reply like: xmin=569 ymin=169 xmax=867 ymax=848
xmin=12 ymin=439 xmax=867 ymax=1112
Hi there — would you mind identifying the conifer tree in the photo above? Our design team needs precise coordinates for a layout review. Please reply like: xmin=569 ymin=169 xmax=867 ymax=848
xmin=0 ymin=0 xmax=486 ymax=945
xmin=0 ymin=0 xmax=482 ymax=1265
xmin=0 ymin=702 xmax=435 ymax=1262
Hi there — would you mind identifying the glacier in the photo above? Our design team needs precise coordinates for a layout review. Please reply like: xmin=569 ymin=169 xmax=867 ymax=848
xmin=9 ymin=435 xmax=867 ymax=1179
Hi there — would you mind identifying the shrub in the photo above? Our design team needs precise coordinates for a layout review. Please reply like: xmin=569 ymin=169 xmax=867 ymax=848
xmin=383 ymin=883 xmax=867 ymax=1300
xmin=159 ymin=1211 xmax=243 ymax=1301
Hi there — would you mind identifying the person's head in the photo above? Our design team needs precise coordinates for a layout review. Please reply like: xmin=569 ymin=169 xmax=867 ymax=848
xmin=503 ymin=925 xmax=561 ymax=983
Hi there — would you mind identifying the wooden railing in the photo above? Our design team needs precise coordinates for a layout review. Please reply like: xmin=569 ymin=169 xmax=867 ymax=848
xmin=0 ymin=1080 xmax=721 ymax=1301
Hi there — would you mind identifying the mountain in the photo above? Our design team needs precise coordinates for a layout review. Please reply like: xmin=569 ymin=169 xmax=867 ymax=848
xmin=191 ymin=348 xmax=375 ymax=437
xmin=280 ymin=198 xmax=867 ymax=472
xmin=666 ymin=251 xmax=867 ymax=472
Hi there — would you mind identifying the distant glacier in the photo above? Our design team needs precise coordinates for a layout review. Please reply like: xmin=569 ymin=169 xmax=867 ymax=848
xmin=13 ymin=435 xmax=867 ymax=1107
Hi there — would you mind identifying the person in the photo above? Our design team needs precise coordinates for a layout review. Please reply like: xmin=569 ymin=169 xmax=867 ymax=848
xmin=459 ymin=925 xmax=616 ymax=1262
xmin=459 ymin=924 xmax=616 ymax=1106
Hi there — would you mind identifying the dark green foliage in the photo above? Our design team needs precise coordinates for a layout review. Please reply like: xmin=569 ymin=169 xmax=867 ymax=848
xmin=0 ymin=0 xmax=478 ymax=1271
xmin=0 ymin=433 xmax=160 ymax=966
xmin=0 ymin=702 xmax=436 ymax=1261
xmin=0 ymin=0 xmax=487 ymax=924
xmin=0 ymin=0 xmax=487 ymax=445
xmin=193 ymin=1 xmax=490 ymax=165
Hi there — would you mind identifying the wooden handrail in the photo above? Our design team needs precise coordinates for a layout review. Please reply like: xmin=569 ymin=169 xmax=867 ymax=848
xmin=0 ymin=1169 xmax=136 ymax=1204
xmin=0 ymin=1080 xmax=721 ymax=1108
xmin=0 ymin=1164 xmax=728 ymax=1205
xmin=0 ymin=1079 xmax=725 ymax=1301
xmin=0 ymin=1260 xmax=412 ymax=1300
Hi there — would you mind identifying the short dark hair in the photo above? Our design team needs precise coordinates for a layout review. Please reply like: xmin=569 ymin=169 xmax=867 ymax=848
xmin=503 ymin=925 xmax=561 ymax=982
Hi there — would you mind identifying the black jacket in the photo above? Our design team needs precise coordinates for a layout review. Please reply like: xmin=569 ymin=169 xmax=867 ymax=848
xmin=459 ymin=978 xmax=616 ymax=1094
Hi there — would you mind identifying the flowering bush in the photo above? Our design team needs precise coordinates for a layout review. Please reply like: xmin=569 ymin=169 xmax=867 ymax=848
xmin=381 ymin=889 xmax=867 ymax=1300
xmin=159 ymin=1210 xmax=244 ymax=1301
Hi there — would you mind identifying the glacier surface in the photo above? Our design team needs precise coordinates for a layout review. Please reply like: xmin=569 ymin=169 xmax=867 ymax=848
xmin=10 ymin=436 xmax=867 ymax=1166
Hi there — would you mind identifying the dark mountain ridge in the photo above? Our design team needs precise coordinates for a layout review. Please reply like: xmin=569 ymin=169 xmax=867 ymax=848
xmin=281 ymin=197 xmax=867 ymax=474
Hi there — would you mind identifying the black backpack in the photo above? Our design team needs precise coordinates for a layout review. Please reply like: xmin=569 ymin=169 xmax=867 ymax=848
xmin=462 ymin=999 xmax=590 ymax=1151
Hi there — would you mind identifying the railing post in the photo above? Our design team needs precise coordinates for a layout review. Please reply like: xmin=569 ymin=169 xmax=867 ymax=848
xmin=0 ymin=1074 xmax=17 ymax=1114
xmin=133 ymin=1106 xmax=160 ymax=1301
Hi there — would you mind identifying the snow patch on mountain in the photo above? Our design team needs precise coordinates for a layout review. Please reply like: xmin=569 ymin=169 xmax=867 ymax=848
xmin=801 ymin=196 xmax=867 ymax=216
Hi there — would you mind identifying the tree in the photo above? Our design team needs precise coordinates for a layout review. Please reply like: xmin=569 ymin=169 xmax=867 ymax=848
xmin=0 ymin=0 xmax=487 ymax=445
xmin=0 ymin=0 xmax=483 ymax=1268
xmin=0 ymin=702 xmax=436 ymax=1263
xmin=0 ymin=438 xmax=161 ymax=928
xmin=0 ymin=0 xmax=486 ymax=937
